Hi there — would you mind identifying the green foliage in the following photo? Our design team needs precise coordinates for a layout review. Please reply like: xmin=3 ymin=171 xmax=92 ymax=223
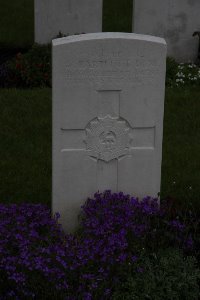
xmin=166 ymin=57 xmax=200 ymax=87
xmin=7 ymin=44 xmax=51 ymax=88
xmin=103 ymin=0 xmax=133 ymax=32
xmin=112 ymin=248 xmax=200 ymax=300
xmin=0 ymin=0 xmax=34 ymax=48
xmin=174 ymin=62 xmax=200 ymax=86
xmin=161 ymin=87 xmax=200 ymax=208
xmin=166 ymin=57 xmax=179 ymax=87
xmin=0 ymin=88 xmax=51 ymax=205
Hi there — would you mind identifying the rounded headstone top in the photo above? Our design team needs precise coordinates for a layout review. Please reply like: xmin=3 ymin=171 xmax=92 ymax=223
xmin=52 ymin=32 xmax=166 ymax=47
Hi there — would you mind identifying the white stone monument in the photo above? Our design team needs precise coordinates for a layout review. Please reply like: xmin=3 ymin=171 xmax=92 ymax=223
xmin=52 ymin=33 xmax=166 ymax=232
xmin=133 ymin=0 xmax=200 ymax=62
xmin=35 ymin=0 xmax=103 ymax=44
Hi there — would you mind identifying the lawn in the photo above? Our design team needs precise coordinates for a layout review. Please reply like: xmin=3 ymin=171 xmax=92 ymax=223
xmin=103 ymin=0 xmax=133 ymax=33
xmin=0 ymin=0 xmax=34 ymax=48
xmin=0 ymin=87 xmax=200 ymax=209
xmin=161 ymin=87 xmax=200 ymax=209
xmin=0 ymin=88 xmax=51 ymax=205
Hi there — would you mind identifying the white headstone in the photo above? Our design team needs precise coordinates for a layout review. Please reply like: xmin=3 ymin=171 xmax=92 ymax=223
xmin=52 ymin=33 xmax=166 ymax=232
xmin=133 ymin=0 xmax=200 ymax=62
xmin=35 ymin=0 xmax=103 ymax=44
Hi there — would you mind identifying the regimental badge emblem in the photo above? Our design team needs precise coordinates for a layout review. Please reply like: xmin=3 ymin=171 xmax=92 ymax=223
xmin=85 ymin=116 xmax=131 ymax=162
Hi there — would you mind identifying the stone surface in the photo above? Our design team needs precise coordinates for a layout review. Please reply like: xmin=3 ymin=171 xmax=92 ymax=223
xmin=35 ymin=0 xmax=103 ymax=44
xmin=133 ymin=0 xmax=200 ymax=62
xmin=52 ymin=33 xmax=166 ymax=232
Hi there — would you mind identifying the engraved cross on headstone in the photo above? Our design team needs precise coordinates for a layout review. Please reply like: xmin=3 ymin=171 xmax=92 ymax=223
xmin=61 ymin=90 xmax=155 ymax=192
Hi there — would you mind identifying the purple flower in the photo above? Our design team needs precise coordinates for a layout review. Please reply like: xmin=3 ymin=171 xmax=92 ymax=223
xmin=104 ymin=288 xmax=111 ymax=295
xmin=168 ymin=220 xmax=185 ymax=232
xmin=131 ymin=255 xmax=138 ymax=263
xmin=137 ymin=267 xmax=144 ymax=273
xmin=0 ymin=191 xmax=197 ymax=299
xmin=185 ymin=235 xmax=194 ymax=250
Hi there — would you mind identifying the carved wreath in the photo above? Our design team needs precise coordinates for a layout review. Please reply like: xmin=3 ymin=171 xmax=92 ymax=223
xmin=85 ymin=116 xmax=131 ymax=162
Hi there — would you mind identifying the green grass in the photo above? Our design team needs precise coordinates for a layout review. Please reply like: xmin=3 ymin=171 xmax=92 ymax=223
xmin=0 ymin=88 xmax=51 ymax=205
xmin=103 ymin=0 xmax=133 ymax=32
xmin=161 ymin=87 xmax=200 ymax=209
xmin=0 ymin=0 xmax=34 ymax=48
xmin=0 ymin=87 xmax=200 ymax=209
xmin=0 ymin=0 xmax=133 ymax=48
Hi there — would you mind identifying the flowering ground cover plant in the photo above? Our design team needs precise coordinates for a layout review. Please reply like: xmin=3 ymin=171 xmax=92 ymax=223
xmin=166 ymin=57 xmax=200 ymax=87
xmin=0 ymin=191 xmax=200 ymax=299
xmin=174 ymin=62 xmax=200 ymax=87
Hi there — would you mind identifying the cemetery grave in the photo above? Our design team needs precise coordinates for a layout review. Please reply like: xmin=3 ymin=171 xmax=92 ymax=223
xmin=52 ymin=32 xmax=166 ymax=232
xmin=0 ymin=0 xmax=200 ymax=299
xmin=35 ymin=0 xmax=103 ymax=44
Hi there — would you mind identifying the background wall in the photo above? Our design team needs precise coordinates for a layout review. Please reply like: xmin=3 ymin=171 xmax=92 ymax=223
xmin=133 ymin=0 xmax=200 ymax=62
xmin=35 ymin=0 xmax=103 ymax=44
